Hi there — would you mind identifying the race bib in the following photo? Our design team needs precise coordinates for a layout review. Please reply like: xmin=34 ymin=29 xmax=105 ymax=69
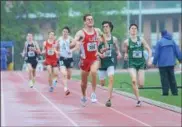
xmin=104 ymin=49 xmax=111 ymax=57
xmin=132 ymin=51 xmax=142 ymax=58
xmin=28 ymin=51 xmax=35 ymax=57
xmin=87 ymin=42 xmax=97 ymax=52
xmin=47 ymin=49 xmax=54 ymax=56
xmin=62 ymin=43 xmax=66 ymax=50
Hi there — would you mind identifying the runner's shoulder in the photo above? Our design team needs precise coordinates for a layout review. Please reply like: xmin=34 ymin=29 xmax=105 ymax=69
xmin=124 ymin=39 xmax=129 ymax=45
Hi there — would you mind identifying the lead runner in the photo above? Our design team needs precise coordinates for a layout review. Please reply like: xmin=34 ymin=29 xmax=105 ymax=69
xmin=70 ymin=13 xmax=108 ymax=106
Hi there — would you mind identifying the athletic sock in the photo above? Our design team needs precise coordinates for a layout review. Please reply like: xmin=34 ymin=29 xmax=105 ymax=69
xmin=64 ymin=83 xmax=68 ymax=91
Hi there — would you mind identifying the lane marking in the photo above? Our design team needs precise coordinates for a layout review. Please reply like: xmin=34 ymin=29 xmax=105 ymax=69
xmin=62 ymin=84 xmax=151 ymax=127
xmin=1 ymin=74 xmax=6 ymax=126
xmin=17 ymin=72 xmax=79 ymax=127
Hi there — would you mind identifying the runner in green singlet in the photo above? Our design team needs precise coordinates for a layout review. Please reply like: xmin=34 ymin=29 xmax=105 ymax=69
xmin=124 ymin=24 xmax=152 ymax=107
xmin=98 ymin=21 xmax=122 ymax=107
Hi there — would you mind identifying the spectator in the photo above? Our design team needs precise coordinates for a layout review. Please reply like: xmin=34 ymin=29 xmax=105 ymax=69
xmin=153 ymin=30 xmax=182 ymax=96
xmin=0 ymin=47 xmax=8 ymax=70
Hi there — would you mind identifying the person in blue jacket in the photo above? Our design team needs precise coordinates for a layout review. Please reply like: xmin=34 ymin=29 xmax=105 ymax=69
xmin=1 ymin=47 xmax=8 ymax=70
xmin=153 ymin=30 xmax=182 ymax=96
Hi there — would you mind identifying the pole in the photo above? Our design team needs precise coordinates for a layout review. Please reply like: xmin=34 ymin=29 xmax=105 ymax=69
xmin=127 ymin=1 xmax=130 ymax=37
xmin=139 ymin=1 xmax=142 ymax=36
xmin=12 ymin=46 xmax=14 ymax=70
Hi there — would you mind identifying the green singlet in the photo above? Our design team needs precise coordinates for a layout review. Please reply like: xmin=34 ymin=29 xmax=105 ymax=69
xmin=98 ymin=36 xmax=115 ymax=70
xmin=128 ymin=36 xmax=146 ymax=70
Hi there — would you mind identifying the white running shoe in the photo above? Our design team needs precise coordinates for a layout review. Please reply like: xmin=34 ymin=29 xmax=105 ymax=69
xmin=91 ymin=92 xmax=97 ymax=103
xmin=52 ymin=79 xmax=57 ymax=87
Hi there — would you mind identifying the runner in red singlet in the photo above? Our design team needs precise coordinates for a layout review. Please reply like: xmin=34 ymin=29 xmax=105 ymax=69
xmin=42 ymin=31 xmax=59 ymax=92
xmin=70 ymin=14 xmax=108 ymax=106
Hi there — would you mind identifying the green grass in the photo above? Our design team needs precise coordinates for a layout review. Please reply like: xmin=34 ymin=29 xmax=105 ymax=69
xmin=73 ymin=72 xmax=182 ymax=107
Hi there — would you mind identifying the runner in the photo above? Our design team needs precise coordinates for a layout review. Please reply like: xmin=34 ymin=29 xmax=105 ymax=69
xmin=98 ymin=21 xmax=122 ymax=107
xmin=123 ymin=24 xmax=152 ymax=107
xmin=70 ymin=13 xmax=108 ymax=106
xmin=21 ymin=33 xmax=41 ymax=88
xmin=42 ymin=31 xmax=59 ymax=92
xmin=57 ymin=26 xmax=73 ymax=95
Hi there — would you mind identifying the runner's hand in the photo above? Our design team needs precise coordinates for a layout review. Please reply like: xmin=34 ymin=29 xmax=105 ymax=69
xmin=124 ymin=53 xmax=128 ymax=60
xmin=100 ymin=47 xmax=108 ymax=54
xmin=117 ymin=53 xmax=122 ymax=60
xmin=20 ymin=52 xmax=25 ymax=57
xmin=41 ymin=50 xmax=46 ymax=55
xmin=98 ymin=53 xmax=105 ymax=59
xmin=147 ymin=58 xmax=152 ymax=67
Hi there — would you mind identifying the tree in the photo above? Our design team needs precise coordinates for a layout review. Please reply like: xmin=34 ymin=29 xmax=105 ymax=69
xmin=1 ymin=1 xmax=70 ymax=70
xmin=1 ymin=1 xmax=127 ymax=70
xmin=69 ymin=1 xmax=126 ymax=41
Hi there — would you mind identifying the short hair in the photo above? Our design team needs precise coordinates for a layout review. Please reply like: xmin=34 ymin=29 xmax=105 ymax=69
xmin=102 ymin=21 xmax=114 ymax=32
xmin=62 ymin=26 xmax=71 ymax=33
xmin=83 ymin=13 xmax=92 ymax=21
xmin=129 ymin=24 xmax=138 ymax=30
xmin=27 ymin=33 xmax=33 ymax=36
xmin=48 ymin=31 xmax=55 ymax=35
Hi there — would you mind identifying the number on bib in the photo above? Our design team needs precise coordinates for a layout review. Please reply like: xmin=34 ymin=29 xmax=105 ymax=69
xmin=87 ymin=42 xmax=97 ymax=51
xmin=28 ymin=51 xmax=35 ymax=57
xmin=47 ymin=49 xmax=54 ymax=56
xmin=132 ymin=51 xmax=142 ymax=58
xmin=62 ymin=43 xmax=66 ymax=50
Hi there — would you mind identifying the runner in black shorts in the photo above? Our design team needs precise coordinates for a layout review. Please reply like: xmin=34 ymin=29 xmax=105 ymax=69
xmin=57 ymin=26 xmax=74 ymax=95
xmin=21 ymin=33 xmax=41 ymax=88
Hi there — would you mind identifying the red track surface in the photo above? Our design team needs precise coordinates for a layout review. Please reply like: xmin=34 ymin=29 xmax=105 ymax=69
xmin=1 ymin=71 xmax=181 ymax=126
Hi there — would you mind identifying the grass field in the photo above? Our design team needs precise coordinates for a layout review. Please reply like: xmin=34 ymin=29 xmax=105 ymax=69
xmin=73 ymin=71 xmax=181 ymax=107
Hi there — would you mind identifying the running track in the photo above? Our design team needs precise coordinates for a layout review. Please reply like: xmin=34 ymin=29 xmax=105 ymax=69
xmin=1 ymin=71 xmax=181 ymax=126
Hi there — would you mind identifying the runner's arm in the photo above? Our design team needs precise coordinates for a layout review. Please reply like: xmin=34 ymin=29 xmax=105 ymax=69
xmin=56 ymin=40 xmax=61 ymax=56
xmin=123 ymin=39 xmax=129 ymax=60
xmin=95 ymin=28 xmax=109 ymax=49
xmin=53 ymin=42 xmax=59 ymax=55
xmin=141 ymin=38 xmax=152 ymax=61
xmin=70 ymin=30 xmax=83 ymax=52
xmin=69 ymin=36 xmax=75 ymax=49
xmin=21 ymin=42 xmax=27 ymax=57
xmin=113 ymin=36 xmax=122 ymax=57
xmin=41 ymin=41 xmax=46 ymax=54
xmin=34 ymin=41 xmax=41 ymax=54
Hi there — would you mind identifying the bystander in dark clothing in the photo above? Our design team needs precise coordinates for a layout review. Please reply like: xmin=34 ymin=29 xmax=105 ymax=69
xmin=153 ymin=30 xmax=182 ymax=96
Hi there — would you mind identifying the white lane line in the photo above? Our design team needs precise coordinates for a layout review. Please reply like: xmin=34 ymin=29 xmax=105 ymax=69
xmin=20 ymin=72 xmax=151 ymax=126
xmin=61 ymin=80 xmax=151 ymax=127
xmin=1 ymin=79 xmax=6 ymax=126
xmin=17 ymin=72 xmax=79 ymax=127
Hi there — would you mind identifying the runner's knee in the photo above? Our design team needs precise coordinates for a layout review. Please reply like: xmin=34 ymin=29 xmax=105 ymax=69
xmin=132 ymin=79 xmax=137 ymax=86
xmin=90 ymin=70 xmax=97 ymax=75
xmin=67 ymin=74 xmax=71 ymax=79
xmin=109 ymin=77 xmax=114 ymax=83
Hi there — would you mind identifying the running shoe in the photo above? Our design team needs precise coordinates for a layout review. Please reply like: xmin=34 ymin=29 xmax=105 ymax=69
xmin=49 ymin=86 xmax=54 ymax=92
xmin=52 ymin=79 xmax=57 ymax=87
xmin=105 ymin=99 xmax=112 ymax=107
xmin=65 ymin=89 xmax=70 ymax=96
xmin=136 ymin=100 xmax=142 ymax=107
xmin=91 ymin=92 xmax=97 ymax=103
xmin=80 ymin=97 xmax=87 ymax=107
